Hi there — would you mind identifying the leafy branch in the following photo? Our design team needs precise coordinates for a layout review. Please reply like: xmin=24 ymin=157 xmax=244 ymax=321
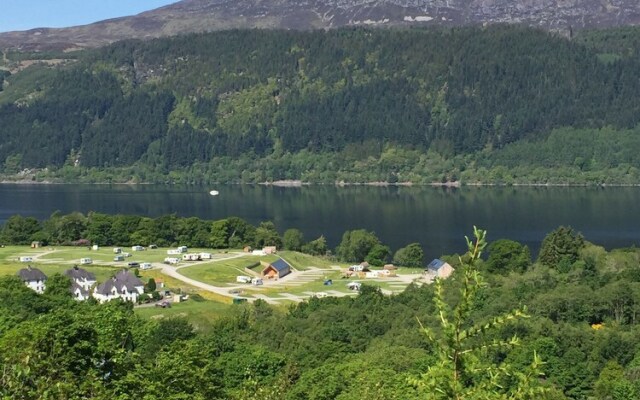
xmin=411 ymin=227 xmax=549 ymax=399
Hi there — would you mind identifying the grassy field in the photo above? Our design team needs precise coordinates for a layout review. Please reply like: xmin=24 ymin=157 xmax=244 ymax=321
xmin=37 ymin=246 xmax=227 ymax=265
xmin=242 ymin=270 xmax=415 ymax=298
xmin=1 ymin=245 xmax=422 ymax=305
xmin=279 ymin=251 xmax=344 ymax=271
xmin=179 ymin=255 xmax=267 ymax=286
xmin=177 ymin=252 xmax=338 ymax=286
xmin=135 ymin=298 xmax=237 ymax=333
xmin=138 ymin=269 xmax=233 ymax=304
xmin=0 ymin=246 xmax=121 ymax=280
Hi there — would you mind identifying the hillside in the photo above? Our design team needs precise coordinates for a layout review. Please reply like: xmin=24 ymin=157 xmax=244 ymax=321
xmin=1 ymin=0 xmax=640 ymax=51
xmin=2 ymin=26 xmax=640 ymax=184
xmin=3 ymin=224 xmax=640 ymax=399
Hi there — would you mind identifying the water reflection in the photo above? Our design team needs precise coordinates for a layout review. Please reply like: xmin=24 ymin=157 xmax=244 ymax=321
xmin=0 ymin=184 xmax=638 ymax=259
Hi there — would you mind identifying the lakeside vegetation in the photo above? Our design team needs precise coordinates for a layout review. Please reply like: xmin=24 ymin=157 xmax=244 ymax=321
xmin=2 ymin=222 xmax=640 ymax=398
xmin=0 ymin=212 xmax=427 ymax=269
xmin=3 ymin=26 xmax=640 ymax=184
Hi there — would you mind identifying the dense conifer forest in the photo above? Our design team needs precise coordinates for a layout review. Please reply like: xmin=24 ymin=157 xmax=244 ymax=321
xmin=2 ymin=26 xmax=640 ymax=183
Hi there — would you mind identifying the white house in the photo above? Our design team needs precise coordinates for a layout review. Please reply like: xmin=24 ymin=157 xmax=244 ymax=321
xmin=17 ymin=266 xmax=47 ymax=293
xmin=64 ymin=265 xmax=97 ymax=300
xmin=93 ymin=270 xmax=144 ymax=303
xmin=64 ymin=266 xmax=96 ymax=291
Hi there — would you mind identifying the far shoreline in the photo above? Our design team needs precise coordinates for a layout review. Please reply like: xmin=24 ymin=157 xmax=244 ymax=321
xmin=2 ymin=179 xmax=640 ymax=188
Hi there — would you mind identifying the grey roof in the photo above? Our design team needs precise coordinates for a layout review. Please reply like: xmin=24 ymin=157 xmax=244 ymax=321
xmin=95 ymin=270 xmax=144 ymax=295
xmin=427 ymin=259 xmax=447 ymax=271
xmin=64 ymin=266 xmax=96 ymax=281
xmin=270 ymin=258 xmax=291 ymax=272
xmin=71 ymin=282 xmax=90 ymax=297
xmin=17 ymin=266 xmax=47 ymax=282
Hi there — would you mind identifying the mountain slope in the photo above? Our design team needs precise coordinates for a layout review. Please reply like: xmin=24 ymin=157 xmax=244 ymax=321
xmin=2 ymin=26 xmax=640 ymax=184
xmin=1 ymin=0 xmax=640 ymax=51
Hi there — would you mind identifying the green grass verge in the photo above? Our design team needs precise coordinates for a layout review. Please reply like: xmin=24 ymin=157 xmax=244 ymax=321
xmin=278 ymin=251 xmax=344 ymax=271
xmin=135 ymin=299 xmax=235 ymax=333
xmin=179 ymin=256 xmax=262 ymax=286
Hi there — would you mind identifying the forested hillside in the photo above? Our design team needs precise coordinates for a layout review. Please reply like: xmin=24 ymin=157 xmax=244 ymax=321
xmin=2 ymin=26 xmax=640 ymax=184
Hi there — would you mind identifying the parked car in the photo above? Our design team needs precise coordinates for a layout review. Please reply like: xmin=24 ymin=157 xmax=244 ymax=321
xmin=127 ymin=262 xmax=140 ymax=268
xmin=155 ymin=300 xmax=171 ymax=308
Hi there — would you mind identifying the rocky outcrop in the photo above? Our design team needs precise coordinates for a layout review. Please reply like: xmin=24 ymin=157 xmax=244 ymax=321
xmin=1 ymin=0 xmax=640 ymax=51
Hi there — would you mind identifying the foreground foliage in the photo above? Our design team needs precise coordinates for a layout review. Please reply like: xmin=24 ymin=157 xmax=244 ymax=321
xmin=2 ymin=223 xmax=640 ymax=398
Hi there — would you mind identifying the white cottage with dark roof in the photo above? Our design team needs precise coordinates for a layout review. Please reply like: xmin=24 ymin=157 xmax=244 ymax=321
xmin=64 ymin=266 xmax=97 ymax=301
xmin=93 ymin=270 xmax=144 ymax=303
xmin=17 ymin=266 xmax=47 ymax=293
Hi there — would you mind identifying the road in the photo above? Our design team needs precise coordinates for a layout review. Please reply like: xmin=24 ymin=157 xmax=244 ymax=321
xmin=156 ymin=252 xmax=253 ymax=299
xmin=157 ymin=254 xmax=423 ymax=304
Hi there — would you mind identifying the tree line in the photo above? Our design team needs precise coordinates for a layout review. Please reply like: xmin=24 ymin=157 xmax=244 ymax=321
xmin=0 ymin=212 xmax=425 ymax=267
xmin=3 ymin=26 xmax=640 ymax=183
xmin=3 ymin=224 xmax=640 ymax=398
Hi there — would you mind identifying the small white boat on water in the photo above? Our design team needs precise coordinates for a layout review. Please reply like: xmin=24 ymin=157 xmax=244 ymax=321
xmin=209 ymin=190 xmax=219 ymax=196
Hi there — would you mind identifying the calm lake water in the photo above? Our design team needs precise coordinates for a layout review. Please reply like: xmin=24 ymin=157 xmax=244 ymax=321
xmin=1 ymin=184 xmax=639 ymax=259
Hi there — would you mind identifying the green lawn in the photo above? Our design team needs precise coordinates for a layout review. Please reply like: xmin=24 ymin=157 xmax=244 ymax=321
xmin=0 ymin=245 xmax=419 ymax=304
xmin=135 ymin=299 xmax=235 ymax=333
xmin=179 ymin=256 xmax=264 ymax=286
xmin=278 ymin=251 xmax=344 ymax=271
xmin=38 ymin=247 xmax=222 ymax=264
xmin=241 ymin=270 xmax=418 ymax=298
xmin=0 ymin=245 xmax=45 ymax=260
xmin=138 ymin=269 xmax=233 ymax=304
